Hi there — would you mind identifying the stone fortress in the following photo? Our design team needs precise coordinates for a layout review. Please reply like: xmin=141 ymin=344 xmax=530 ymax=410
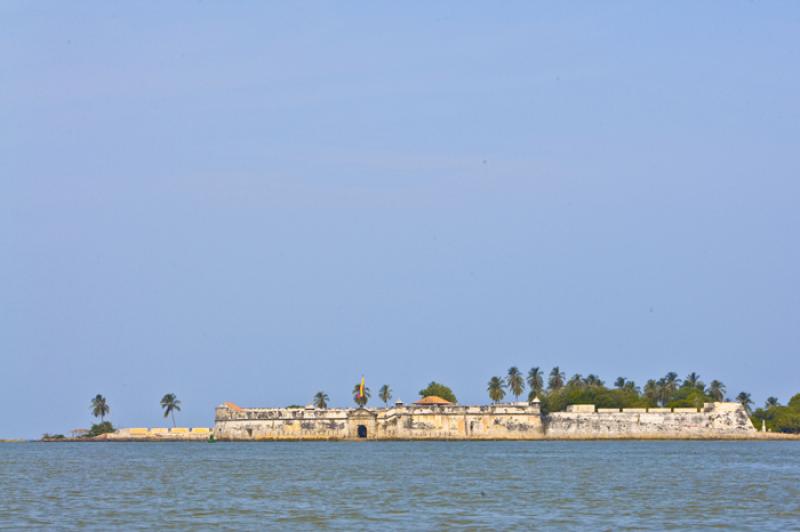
xmin=212 ymin=397 xmax=756 ymax=440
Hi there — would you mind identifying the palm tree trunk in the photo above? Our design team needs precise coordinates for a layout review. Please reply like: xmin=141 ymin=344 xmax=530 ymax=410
xmin=171 ymin=411 xmax=176 ymax=428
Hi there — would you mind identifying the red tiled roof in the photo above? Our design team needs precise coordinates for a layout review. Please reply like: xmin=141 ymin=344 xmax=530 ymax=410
xmin=414 ymin=395 xmax=453 ymax=405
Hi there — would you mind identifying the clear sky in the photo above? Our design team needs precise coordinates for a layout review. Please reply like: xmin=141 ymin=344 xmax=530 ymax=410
xmin=2 ymin=2 xmax=798 ymax=438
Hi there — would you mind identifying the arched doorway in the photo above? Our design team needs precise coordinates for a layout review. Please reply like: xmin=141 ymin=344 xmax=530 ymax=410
xmin=357 ymin=425 xmax=367 ymax=438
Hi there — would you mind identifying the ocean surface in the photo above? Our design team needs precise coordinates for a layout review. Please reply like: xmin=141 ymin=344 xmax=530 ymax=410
xmin=1 ymin=441 xmax=799 ymax=530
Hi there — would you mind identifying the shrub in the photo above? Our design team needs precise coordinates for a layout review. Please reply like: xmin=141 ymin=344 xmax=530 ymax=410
xmin=751 ymin=393 xmax=800 ymax=433
xmin=418 ymin=382 xmax=457 ymax=403
xmin=787 ymin=393 xmax=800 ymax=411
xmin=86 ymin=421 xmax=115 ymax=437
xmin=771 ymin=409 xmax=800 ymax=433
xmin=666 ymin=388 xmax=712 ymax=408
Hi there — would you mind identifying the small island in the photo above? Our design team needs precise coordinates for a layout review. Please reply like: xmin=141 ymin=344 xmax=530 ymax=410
xmin=44 ymin=370 xmax=800 ymax=442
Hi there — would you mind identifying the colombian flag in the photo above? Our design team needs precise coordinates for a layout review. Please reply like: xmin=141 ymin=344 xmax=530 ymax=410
xmin=359 ymin=376 xmax=365 ymax=398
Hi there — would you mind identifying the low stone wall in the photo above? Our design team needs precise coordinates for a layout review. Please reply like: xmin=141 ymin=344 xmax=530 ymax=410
xmin=107 ymin=427 xmax=211 ymax=441
xmin=213 ymin=407 xmax=352 ymax=440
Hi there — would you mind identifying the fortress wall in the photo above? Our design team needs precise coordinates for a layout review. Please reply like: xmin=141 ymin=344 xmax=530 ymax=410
xmin=214 ymin=407 xmax=351 ymax=440
xmin=215 ymin=404 xmax=545 ymax=440
xmin=212 ymin=402 xmax=755 ymax=440
xmin=378 ymin=405 xmax=545 ymax=440
xmin=545 ymin=403 xmax=755 ymax=438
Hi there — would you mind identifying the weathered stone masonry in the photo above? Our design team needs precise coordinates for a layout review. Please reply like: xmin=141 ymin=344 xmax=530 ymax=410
xmin=545 ymin=402 xmax=755 ymax=438
xmin=213 ymin=401 xmax=755 ymax=440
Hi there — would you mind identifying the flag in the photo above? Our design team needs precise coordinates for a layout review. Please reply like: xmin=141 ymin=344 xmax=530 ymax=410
xmin=359 ymin=376 xmax=365 ymax=399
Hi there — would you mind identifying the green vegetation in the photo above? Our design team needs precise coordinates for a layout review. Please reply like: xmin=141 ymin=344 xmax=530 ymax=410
xmin=736 ymin=392 xmax=753 ymax=414
xmin=548 ymin=367 xmax=565 ymax=391
xmin=313 ymin=391 xmax=329 ymax=409
xmin=506 ymin=367 xmax=524 ymax=401
xmin=160 ymin=393 xmax=181 ymax=427
xmin=523 ymin=367 xmax=799 ymax=425
xmin=527 ymin=367 xmax=544 ymax=400
xmin=751 ymin=393 xmax=800 ymax=433
xmin=707 ymin=380 xmax=726 ymax=402
xmin=504 ymin=368 xmax=766 ymax=415
xmin=765 ymin=396 xmax=780 ymax=408
xmin=418 ymin=382 xmax=457 ymax=403
xmin=86 ymin=421 xmax=115 ymax=437
xmin=542 ymin=382 xmax=649 ymax=414
xmin=487 ymin=376 xmax=506 ymax=403
xmin=352 ymin=383 xmax=371 ymax=407
xmin=90 ymin=394 xmax=110 ymax=422
xmin=41 ymin=424 xmax=113 ymax=440
xmin=379 ymin=384 xmax=392 ymax=406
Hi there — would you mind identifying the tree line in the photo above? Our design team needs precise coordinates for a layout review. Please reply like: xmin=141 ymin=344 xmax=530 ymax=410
xmin=313 ymin=371 xmax=745 ymax=411
xmin=485 ymin=367 xmax=739 ymax=413
xmin=751 ymin=395 xmax=800 ymax=433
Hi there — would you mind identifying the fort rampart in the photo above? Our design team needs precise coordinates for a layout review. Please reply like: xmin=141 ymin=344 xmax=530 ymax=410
xmin=212 ymin=401 xmax=755 ymax=440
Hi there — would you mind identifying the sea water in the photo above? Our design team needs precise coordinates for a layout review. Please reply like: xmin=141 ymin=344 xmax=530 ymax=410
xmin=1 ymin=441 xmax=798 ymax=530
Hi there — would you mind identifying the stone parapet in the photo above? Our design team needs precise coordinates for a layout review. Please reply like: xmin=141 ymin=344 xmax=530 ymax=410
xmin=566 ymin=404 xmax=596 ymax=413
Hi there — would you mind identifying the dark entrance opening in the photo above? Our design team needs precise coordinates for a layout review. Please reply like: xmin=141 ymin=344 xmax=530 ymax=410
xmin=357 ymin=425 xmax=367 ymax=438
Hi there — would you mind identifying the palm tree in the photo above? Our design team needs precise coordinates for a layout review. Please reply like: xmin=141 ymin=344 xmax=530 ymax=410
xmin=659 ymin=372 xmax=680 ymax=404
xmin=567 ymin=374 xmax=584 ymax=388
xmin=90 ymin=394 xmax=110 ymax=422
xmin=736 ymin=391 xmax=753 ymax=414
xmin=643 ymin=380 xmax=659 ymax=405
xmin=506 ymin=367 xmax=525 ymax=401
xmin=623 ymin=380 xmax=639 ymax=393
xmin=487 ymin=376 xmax=506 ymax=404
xmin=160 ymin=393 xmax=182 ymax=427
xmin=656 ymin=378 xmax=668 ymax=405
xmin=548 ymin=367 xmax=565 ymax=391
xmin=614 ymin=377 xmax=626 ymax=389
xmin=527 ymin=367 xmax=544 ymax=398
xmin=378 ymin=385 xmax=392 ymax=406
xmin=313 ymin=391 xmax=329 ymax=409
xmin=585 ymin=374 xmax=604 ymax=387
xmin=352 ymin=383 xmax=371 ymax=407
xmin=706 ymin=380 xmax=726 ymax=402
xmin=684 ymin=372 xmax=703 ymax=390
xmin=765 ymin=396 xmax=780 ymax=408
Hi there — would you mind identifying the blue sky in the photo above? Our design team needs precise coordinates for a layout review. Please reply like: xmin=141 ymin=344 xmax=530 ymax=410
xmin=2 ymin=2 xmax=798 ymax=438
